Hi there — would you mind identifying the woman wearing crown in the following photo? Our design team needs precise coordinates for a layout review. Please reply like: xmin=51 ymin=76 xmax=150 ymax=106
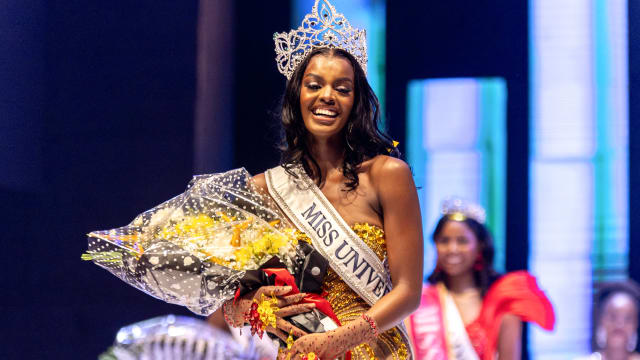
xmin=221 ymin=1 xmax=423 ymax=359
xmin=406 ymin=199 xmax=555 ymax=360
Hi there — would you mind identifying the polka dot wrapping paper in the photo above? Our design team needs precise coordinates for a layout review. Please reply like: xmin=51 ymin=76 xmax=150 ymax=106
xmin=83 ymin=168 xmax=301 ymax=315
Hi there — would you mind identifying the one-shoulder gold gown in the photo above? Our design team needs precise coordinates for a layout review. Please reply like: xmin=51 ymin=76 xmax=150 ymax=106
xmin=297 ymin=223 xmax=409 ymax=360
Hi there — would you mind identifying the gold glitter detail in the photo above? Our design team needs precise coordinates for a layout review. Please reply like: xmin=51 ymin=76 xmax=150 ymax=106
xmin=354 ymin=344 xmax=376 ymax=360
xmin=295 ymin=230 xmax=312 ymax=244
xmin=449 ymin=212 xmax=466 ymax=222
xmin=350 ymin=223 xmax=387 ymax=260
xmin=351 ymin=346 xmax=365 ymax=360
xmin=319 ymin=223 xmax=408 ymax=360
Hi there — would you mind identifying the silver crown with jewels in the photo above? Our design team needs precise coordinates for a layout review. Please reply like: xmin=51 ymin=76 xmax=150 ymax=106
xmin=440 ymin=197 xmax=487 ymax=224
xmin=274 ymin=0 xmax=368 ymax=80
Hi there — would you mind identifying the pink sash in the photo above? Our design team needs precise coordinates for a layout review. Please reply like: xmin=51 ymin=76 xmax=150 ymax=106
xmin=408 ymin=285 xmax=448 ymax=360
xmin=409 ymin=274 xmax=556 ymax=360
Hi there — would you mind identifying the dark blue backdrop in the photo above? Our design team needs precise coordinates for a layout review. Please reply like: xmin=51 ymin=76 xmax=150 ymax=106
xmin=1 ymin=1 xmax=198 ymax=358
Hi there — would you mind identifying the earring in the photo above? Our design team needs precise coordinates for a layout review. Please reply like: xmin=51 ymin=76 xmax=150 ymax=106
xmin=627 ymin=332 xmax=637 ymax=352
xmin=473 ymin=255 xmax=485 ymax=271
xmin=596 ymin=327 xmax=607 ymax=349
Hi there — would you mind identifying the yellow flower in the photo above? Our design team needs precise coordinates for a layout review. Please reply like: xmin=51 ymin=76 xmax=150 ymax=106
xmin=286 ymin=331 xmax=294 ymax=349
xmin=216 ymin=211 xmax=234 ymax=223
xmin=159 ymin=214 xmax=217 ymax=239
xmin=256 ymin=293 xmax=278 ymax=329
xmin=231 ymin=229 xmax=298 ymax=269
xmin=151 ymin=213 xmax=298 ymax=270
xmin=233 ymin=246 xmax=253 ymax=269
xmin=231 ymin=217 xmax=254 ymax=247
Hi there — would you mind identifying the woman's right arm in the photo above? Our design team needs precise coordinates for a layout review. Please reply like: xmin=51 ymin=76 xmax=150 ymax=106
xmin=496 ymin=314 xmax=522 ymax=360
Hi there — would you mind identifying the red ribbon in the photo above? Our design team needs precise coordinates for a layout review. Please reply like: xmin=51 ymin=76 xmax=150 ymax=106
xmin=262 ymin=268 xmax=342 ymax=328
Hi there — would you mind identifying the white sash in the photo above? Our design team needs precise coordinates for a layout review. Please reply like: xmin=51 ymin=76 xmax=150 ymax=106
xmin=441 ymin=286 xmax=479 ymax=360
xmin=265 ymin=165 xmax=391 ymax=305
xmin=265 ymin=165 xmax=414 ymax=359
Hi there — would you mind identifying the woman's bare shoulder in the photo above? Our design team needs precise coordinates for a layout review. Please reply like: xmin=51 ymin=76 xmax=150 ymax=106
xmin=362 ymin=155 xmax=415 ymax=201
xmin=252 ymin=173 xmax=268 ymax=193
xmin=368 ymin=155 xmax=412 ymax=180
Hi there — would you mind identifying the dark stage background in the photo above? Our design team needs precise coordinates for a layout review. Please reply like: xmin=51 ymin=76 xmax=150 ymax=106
xmin=0 ymin=1 xmax=635 ymax=358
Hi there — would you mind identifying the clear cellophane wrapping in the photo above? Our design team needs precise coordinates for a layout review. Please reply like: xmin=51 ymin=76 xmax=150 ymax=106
xmin=85 ymin=168 xmax=300 ymax=316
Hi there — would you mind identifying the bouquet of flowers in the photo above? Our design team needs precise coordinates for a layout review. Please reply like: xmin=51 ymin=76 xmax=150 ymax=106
xmin=84 ymin=168 xmax=338 ymax=342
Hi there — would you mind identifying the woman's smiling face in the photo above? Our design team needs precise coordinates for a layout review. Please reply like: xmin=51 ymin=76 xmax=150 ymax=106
xmin=434 ymin=220 xmax=480 ymax=278
xmin=299 ymin=54 xmax=355 ymax=140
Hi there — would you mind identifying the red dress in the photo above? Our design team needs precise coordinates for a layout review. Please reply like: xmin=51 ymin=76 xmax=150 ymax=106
xmin=465 ymin=271 xmax=555 ymax=359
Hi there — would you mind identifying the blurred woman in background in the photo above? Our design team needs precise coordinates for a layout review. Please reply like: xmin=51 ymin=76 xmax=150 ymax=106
xmin=579 ymin=281 xmax=640 ymax=360
xmin=407 ymin=198 xmax=555 ymax=360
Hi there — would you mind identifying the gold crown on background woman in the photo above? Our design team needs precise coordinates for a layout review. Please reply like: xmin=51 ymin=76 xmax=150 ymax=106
xmin=440 ymin=197 xmax=487 ymax=224
xmin=273 ymin=0 xmax=368 ymax=80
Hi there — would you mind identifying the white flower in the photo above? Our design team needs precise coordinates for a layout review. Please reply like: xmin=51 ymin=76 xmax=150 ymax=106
xmin=132 ymin=215 xmax=144 ymax=227
xmin=169 ymin=208 xmax=185 ymax=222
xmin=148 ymin=207 xmax=174 ymax=228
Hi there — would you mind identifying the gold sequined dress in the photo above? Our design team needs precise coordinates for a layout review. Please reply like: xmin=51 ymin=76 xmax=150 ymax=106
xmin=298 ymin=223 xmax=410 ymax=360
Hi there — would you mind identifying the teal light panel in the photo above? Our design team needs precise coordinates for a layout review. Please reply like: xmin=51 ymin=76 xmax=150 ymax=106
xmin=528 ymin=0 xmax=628 ymax=358
xmin=406 ymin=78 xmax=507 ymax=277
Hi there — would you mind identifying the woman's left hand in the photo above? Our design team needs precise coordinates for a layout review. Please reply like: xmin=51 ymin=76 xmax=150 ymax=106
xmin=280 ymin=316 xmax=376 ymax=360
xmin=279 ymin=332 xmax=345 ymax=360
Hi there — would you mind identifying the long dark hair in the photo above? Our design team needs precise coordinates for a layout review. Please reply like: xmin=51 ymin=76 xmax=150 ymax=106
xmin=278 ymin=47 xmax=399 ymax=190
xmin=426 ymin=215 xmax=500 ymax=296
